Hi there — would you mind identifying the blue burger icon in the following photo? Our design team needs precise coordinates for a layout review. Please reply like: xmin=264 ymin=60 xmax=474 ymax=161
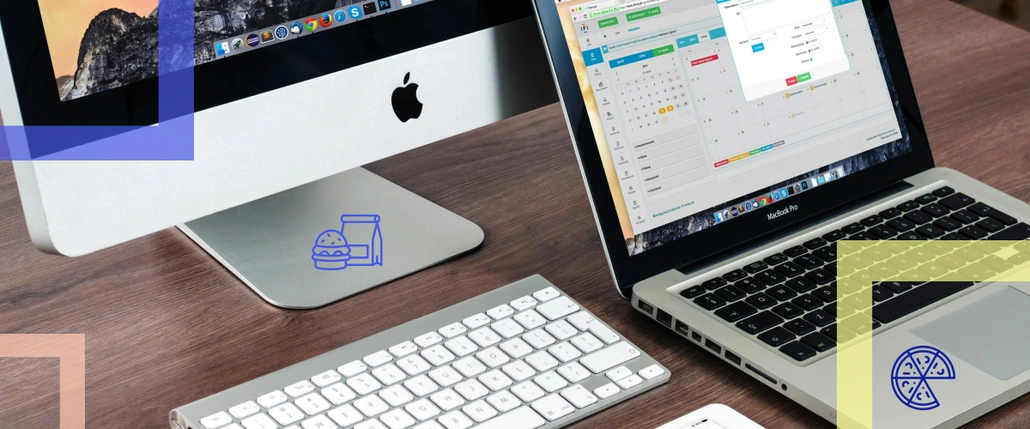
xmin=312 ymin=230 xmax=351 ymax=270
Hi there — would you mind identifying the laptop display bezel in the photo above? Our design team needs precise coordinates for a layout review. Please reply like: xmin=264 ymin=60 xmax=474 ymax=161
xmin=535 ymin=0 xmax=935 ymax=294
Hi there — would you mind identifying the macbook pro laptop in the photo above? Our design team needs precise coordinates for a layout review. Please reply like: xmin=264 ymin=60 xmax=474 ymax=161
xmin=533 ymin=0 xmax=1030 ymax=427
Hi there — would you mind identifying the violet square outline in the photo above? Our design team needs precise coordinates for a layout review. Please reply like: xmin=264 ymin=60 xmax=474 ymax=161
xmin=0 ymin=0 xmax=193 ymax=161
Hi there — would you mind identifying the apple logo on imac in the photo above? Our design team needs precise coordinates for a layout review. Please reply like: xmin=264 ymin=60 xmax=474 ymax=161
xmin=392 ymin=72 xmax=423 ymax=123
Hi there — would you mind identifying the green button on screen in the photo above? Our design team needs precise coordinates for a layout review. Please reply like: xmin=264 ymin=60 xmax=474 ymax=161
xmin=627 ymin=6 xmax=661 ymax=22
xmin=598 ymin=17 xmax=619 ymax=28
xmin=652 ymin=45 xmax=675 ymax=57
xmin=797 ymin=72 xmax=812 ymax=83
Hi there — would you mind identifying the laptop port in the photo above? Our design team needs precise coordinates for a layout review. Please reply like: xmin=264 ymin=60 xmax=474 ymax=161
xmin=704 ymin=339 xmax=722 ymax=354
xmin=655 ymin=309 xmax=673 ymax=328
xmin=637 ymin=299 xmax=655 ymax=315
xmin=675 ymin=321 xmax=690 ymax=337
xmin=745 ymin=363 xmax=777 ymax=385
xmin=691 ymin=331 xmax=702 ymax=343
xmin=725 ymin=350 xmax=742 ymax=366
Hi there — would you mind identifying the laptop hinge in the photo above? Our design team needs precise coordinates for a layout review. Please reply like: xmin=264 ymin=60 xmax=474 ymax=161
xmin=669 ymin=179 xmax=914 ymax=279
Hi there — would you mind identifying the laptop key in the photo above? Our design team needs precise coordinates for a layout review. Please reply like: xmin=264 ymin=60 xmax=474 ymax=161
xmin=766 ymin=286 xmax=797 ymax=302
xmin=812 ymin=287 xmax=836 ymax=303
xmin=722 ymin=269 xmax=748 ymax=282
xmin=714 ymin=302 xmax=758 ymax=323
xmin=920 ymin=203 xmax=950 ymax=218
xmin=743 ymin=261 xmax=768 ymax=274
xmin=849 ymin=232 xmax=873 ymax=240
xmin=968 ymin=203 xmax=1017 ymax=225
xmin=733 ymin=278 xmax=765 ymax=294
xmin=757 ymin=327 xmax=795 ymax=347
xmin=914 ymin=224 xmax=945 ymax=239
xmin=772 ymin=303 xmax=803 ymax=319
xmin=736 ymin=312 xmax=784 ymax=335
xmin=679 ymin=286 xmax=706 ymax=299
xmin=794 ymin=254 xmax=823 ymax=270
xmin=896 ymin=201 xmax=920 ymax=212
xmin=860 ymin=216 xmax=883 ymax=227
xmin=870 ymin=285 xmax=894 ymax=302
xmin=842 ymin=223 xmax=864 ymax=235
xmin=792 ymin=295 xmax=822 ymax=311
xmin=821 ymin=324 xmax=856 ymax=343
xmin=932 ymin=186 xmax=955 ymax=198
xmin=803 ymin=237 xmax=828 ymax=250
xmin=755 ymin=270 xmax=786 ymax=286
xmin=702 ymin=278 xmax=727 ymax=290
xmin=950 ymin=210 xmax=979 ymax=224
xmin=784 ymin=246 xmax=807 ymax=258
xmin=886 ymin=218 xmax=916 ymax=232
xmin=694 ymin=294 xmax=726 ymax=311
xmin=869 ymin=225 xmax=898 ymax=239
xmin=784 ymin=319 xmax=816 ymax=335
xmin=976 ymin=218 xmax=1005 ymax=233
xmin=903 ymin=210 xmax=932 ymax=225
xmin=989 ymin=223 xmax=1030 ymax=241
xmin=763 ymin=253 xmax=788 ymax=265
xmin=714 ymin=286 xmax=746 ymax=302
xmin=958 ymin=225 xmax=989 ymax=240
xmin=939 ymin=193 xmax=974 ymax=210
xmin=879 ymin=208 xmax=902 ymax=219
xmin=780 ymin=342 xmax=817 ymax=361
xmin=803 ymin=310 xmax=834 ymax=327
xmin=804 ymin=269 xmax=833 ymax=285
xmin=872 ymin=282 xmax=975 ymax=324
xmin=822 ymin=230 xmax=847 ymax=242
xmin=745 ymin=293 xmax=777 ymax=310
xmin=812 ymin=247 xmax=836 ymax=263
xmin=800 ymin=333 xmax=835 ymax=352
xmin=914 ymin=194 xmax=936 ymax=205
xmin=897 ymin=230 xmax=929 ymax=240
xmin=785 ymin=277 xmax=817 ymax=293
xmin=774 ymin=262 xmax=805 ymax=278
xmin=932 ymin=217 xmax=961 ymax=231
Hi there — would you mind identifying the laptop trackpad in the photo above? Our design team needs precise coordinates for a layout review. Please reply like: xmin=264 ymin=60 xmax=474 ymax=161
xmin=912 ymin=286 xmax=1030 ymax=380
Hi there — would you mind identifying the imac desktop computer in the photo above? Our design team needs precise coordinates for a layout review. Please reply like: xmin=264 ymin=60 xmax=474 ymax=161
xmin=0 ymin=0 xmax=555 ymax=308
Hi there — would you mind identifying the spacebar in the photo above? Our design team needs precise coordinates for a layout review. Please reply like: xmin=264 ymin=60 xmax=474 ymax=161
xmin=475 ymin=407 xmax=546 ymax=429
xmin=873 ymin=282 xmax=975 ymax=324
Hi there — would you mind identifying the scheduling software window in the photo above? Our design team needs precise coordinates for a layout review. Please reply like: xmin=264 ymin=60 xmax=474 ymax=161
xmin=572 ymin=0 xmax=901 ymax=235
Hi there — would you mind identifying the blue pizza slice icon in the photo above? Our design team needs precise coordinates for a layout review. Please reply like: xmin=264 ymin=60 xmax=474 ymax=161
xmin=891 ymin=346 xmax=956 ymax=411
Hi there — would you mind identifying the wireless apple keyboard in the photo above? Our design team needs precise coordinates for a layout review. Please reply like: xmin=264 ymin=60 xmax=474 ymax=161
xmin=170 ymin=275 xmax=669 ymax=429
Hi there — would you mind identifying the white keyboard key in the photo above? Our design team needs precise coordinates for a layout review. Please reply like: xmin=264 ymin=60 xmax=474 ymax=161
xmin=242 ymin=413 xmax=279 ymax=429
xmin=229 ymin=401 xmax=261 ymax=419
xmin=490 ymin=319 xmax=525 ymax=339
xmin=286 ymin=380 xmax=317 ymax=398
xmin=513 ymin=310 xmax=546 ymax=330
xmin=510 ymin=296 xmax=538 ymax=311
xmin=547 ymin=342 xmax=582 ymax=363
xmin=348 ymin=373 xmax=385 ymax=396
xmin=535 ymin=297 xmax=579 ymax=320
xmin=327 ymin=404 xmax=363 ymax=427
xmin=421 ymin=345 xmax=456 ymax=366
xmin=616 ymin=374 xmax=643 ymax=389
xmin=428 ymin=365 xmax=463 ymax=387
xmin=257 ymin=390 xmax=289 ymax=408
xmin=454 ymin=379 xmax=489 ymax=401
xmin=570 ymin=333 xmax=603 ymax=354
xmin=438 ymin=411 xmax=474 ymax=429
xmin=605 ymin=366 xmax=632 ymax=382
xmin=390 ymin=341 xmax=420 ymax=358
xmin=522 ymin=329 xmax=556 ymax=349
xmin=468 ymin=327 xmax=502 ymax=347
xmin=462 ymin=313 xmax=491 ymax=329
xmin=486 ymin=390 xmax=521 ymax=413
xmin=404 ymin=375 xmax=440 ymax=397
xmin=300 ymin=414 xmax=338 ymax=429
xmin=296 ymin=392 xmax=332 ymax=415
xmin=544 ymin=320 xmax=577 ymax=341
xmin=499 ymin=338 xmax=533 ymax=359
xmin=567 ymin=312 xmax=620 ymax=344
xmin=397 ymin=355 xmax=433 ymax=376
xmin=200 ymin=411 xmax=232 ymax=429
xmin=639 ymin=364 xmax=666 ymax=380
xmin=532 ymin=287 xmax=561 ymax=303
xmin=593 ymin=383 xmax=621 ymax=399
xmin=312 ymin=369 xmax=343 ymax=388
xmin=556 ymin=362 xmax=590 ymax=383
xmin=532 ymin=371 xmax=568 ymax=393
xmin=530 ymin=394 xmax=575 ymax=422
xmin=323 ymin=380 xmax=360 ymax=405
xmin=223 ymin=425 xmax=244 ymax=429
xmin=414 ymin=332 xmax=444 ymax=348
xmin=501 ymin=360 xmax=537 ymax=382
xmin=405 ymin=399 xmax=441 ymax=421
xmin=380 ymin=409 xmax=417 ymax=429
xmin=354 ymin=395 xmax=391 ymax=417
xmin=365 ymin=351 xmax=394 ymax=368
xmin=462 ymin=400 xmax=498 ymax=422
xmin=566 ymin=312 xmax=595 ymax=331
xmin=355 ymin=420 xmax=389 ymax=429
xmin=473 ymin=406 xmax=546 ymax=429
xmin=414 ymin=422 xmax=445 ymax=429
xmin=379 ymin=385 xmax=416 ymax=407
xmin=429 ymin=388 xmax=466 ymax=411
xmin=511 ymin=381 xmax=546 ymax=402
xmin=452 ymin=357 xmax=487 ymax=378
xmin=372 ymin=363 xmax=408 ymax=386
xmin=559 ymin=385 xmax=598 ymax=409
xmin=443 ymin=336 xmax=479 ymax=357
xmin=525 ymin=351 xmax=559 ymax=372
xmin=486 ymin=304 xmax=515 ymax=320
xmin=475 ymin=347 xmax=510 ymax=368
xmin=268 ymin=403 xmax=305 ymax=425
xmin=439 ymin=323 xmax=467 ymax=339
xmin=579 ymin=341 xmax=641 ymax=373
xmin=478 ymin=370 xmax=513 ymax=390
xmin=339 ymin=361 xmax=369 ymax=377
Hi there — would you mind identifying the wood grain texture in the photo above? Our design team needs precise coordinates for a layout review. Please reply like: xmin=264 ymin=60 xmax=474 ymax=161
xmin=0 ymin=0 xmax=1028 ymax=427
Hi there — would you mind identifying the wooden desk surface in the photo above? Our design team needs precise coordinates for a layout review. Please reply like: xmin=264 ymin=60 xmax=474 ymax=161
xmin=2 ymin=0 xmax=1029 ymax=427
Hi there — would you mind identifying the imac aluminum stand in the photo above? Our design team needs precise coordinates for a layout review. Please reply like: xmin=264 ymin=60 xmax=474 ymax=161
xmin=179 ymin=168 xmax=484 ymax=309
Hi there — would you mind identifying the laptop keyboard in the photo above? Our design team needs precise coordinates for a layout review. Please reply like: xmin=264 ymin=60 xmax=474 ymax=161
xmin=679 ymin=186 xmax=1030 ymax=362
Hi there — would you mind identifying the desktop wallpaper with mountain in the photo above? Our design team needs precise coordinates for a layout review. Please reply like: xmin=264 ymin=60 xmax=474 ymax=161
xmin=40 ymin=0 xmax=364 ymax=101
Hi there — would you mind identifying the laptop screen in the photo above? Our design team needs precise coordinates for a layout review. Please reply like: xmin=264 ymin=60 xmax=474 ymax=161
xmin=553 ymin=0 xmax=912 ymax=256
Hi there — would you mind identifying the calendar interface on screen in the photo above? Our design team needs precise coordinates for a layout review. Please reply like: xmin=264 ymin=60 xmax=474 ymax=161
xmin=557 ymin=0 xmax=907 ymax=254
